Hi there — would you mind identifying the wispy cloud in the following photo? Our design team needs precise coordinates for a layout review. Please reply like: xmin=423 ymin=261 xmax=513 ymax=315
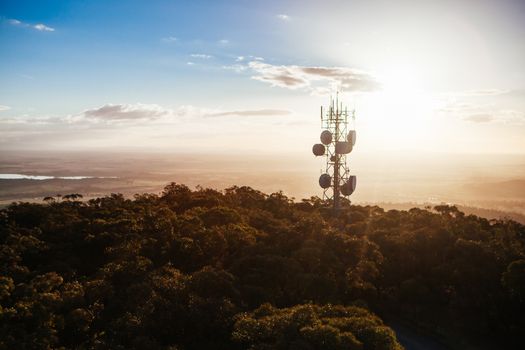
xmin=248 ymin=61 xmax=380 ymax=93
xmin=0 ymin=105 xmax=11 ymax=112
xmin=438 ymin=100 xmax=525 ymax=125
xmin=506 ymin=88 xmax=525 ymax=97
xmin=0 ymin=103 xmax=297 ymax=149
xmin=277 ymin=14 xmax=291 ymax=21
xmin=208 ymin=109 xmax=291 ymax=117
xmin=34 ymin=23 xmax=55 ymax=32
xmin=83 ymin=103 xmax=173 ymax=121
xmin=447 ymin=89 xmax=510 ymax=97
xmin=1 ymin=103 xmax=294 ymax=134
xmin=218 ymin=39 xmax=229 ymax=45
xmin=463 ymin=113 xmax=494 ymax=123
xmin=463 ymin=110 xmax=525 ymax=124
xmin=161 ymin=36 xmax=178 ymax=43
xmin=190 ymin=53 xmax=213 ymax=59
xmin=233 ymin=55 xmax=262 ymax=63
xmin=6 ymin=18 xmax=55 ymax=32
xmin=221 ymin=64 xmax=248 ymax=73
xmin=79 ymin=103 xmax=292 ymax=122
xmin=438 ymin=101 xmax=478 ymax=114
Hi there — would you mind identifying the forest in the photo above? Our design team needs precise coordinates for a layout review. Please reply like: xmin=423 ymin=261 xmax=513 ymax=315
xmin=1 ymin=183 xmax=524 ymax=349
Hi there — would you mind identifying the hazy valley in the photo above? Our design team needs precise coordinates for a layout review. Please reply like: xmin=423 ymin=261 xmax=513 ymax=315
xmin=2 ymin=151 xmax=524 ymax=224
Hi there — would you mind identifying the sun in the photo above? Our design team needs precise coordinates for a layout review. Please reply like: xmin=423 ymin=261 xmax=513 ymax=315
xmin=356 ymin=64 xmax=437 ymax=150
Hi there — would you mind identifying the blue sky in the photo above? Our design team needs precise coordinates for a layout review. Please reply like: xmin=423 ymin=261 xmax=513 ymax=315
xmin=1 ymin=0 xmax=525 ymax=154
xmin=1 ymin=1 xmax=296 ymax=112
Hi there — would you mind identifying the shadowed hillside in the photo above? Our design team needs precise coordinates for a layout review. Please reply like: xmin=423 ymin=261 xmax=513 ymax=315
xmin=1 ymin=183 xmax=524 ymax=349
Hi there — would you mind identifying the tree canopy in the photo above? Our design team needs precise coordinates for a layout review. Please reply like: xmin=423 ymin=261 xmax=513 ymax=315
xmin=1 ymin=183 xmax=524 ymax=349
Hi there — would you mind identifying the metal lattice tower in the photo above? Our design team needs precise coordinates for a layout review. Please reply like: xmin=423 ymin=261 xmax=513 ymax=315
xmin=312 ymin=94 xmax=357 ymax=211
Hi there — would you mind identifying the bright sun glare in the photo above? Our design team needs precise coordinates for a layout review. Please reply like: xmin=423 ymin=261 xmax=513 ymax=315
xmin=359 ymin=65 xmax=437 ymax=149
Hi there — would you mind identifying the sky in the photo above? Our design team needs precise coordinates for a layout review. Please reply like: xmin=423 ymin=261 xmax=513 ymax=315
xmin=1 ymin=0 xmax=525 ymax=156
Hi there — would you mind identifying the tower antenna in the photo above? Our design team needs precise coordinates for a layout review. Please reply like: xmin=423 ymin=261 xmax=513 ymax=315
xmin=312 ymin=94 xmax=357 ymax=212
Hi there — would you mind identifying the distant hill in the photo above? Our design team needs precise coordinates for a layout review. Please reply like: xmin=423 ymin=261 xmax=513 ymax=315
xmin=372 ymin=202 xmax=525 ymax=224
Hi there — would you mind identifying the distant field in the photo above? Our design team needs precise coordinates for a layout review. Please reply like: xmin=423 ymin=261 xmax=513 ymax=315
xmin=1 ymin=150 xmax=524 ymax=223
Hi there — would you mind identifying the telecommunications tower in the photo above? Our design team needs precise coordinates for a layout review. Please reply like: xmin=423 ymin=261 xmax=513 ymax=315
xmin=312 ymin=95 xmax=357 ymax=211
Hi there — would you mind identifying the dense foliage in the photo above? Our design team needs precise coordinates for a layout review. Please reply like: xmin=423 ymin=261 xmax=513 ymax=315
xmin=1 ymin=183 xmax=524 ymax=349
xmin=233 ymin=303 xmax=401 ymax=350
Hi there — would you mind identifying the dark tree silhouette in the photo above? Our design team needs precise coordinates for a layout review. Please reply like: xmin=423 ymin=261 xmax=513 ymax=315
xmin=1 ymin=183 xmax=524 ymax=349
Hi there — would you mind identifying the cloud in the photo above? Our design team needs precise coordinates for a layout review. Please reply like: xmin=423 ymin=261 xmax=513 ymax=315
xmin=218 ymin=39 xmax=229 ymax=45
xmin=7 ymin=18 xmax=55 ymax=32
xmin=161 ymin=36 xmax=178 ymax=43
xmin=240 ymin=55 xmax=264 ymax=62
xmin=506 ymin=88 xmax=525 ymax=97
xmin=0 ymin=103 xmax=298 ymax=150
xmin=439 ymin=100 xmax=525 ymax=125
xmin=494 ymin=110 xmax=525 ymax=125
xmin=208 ymin=109 xmax=291 ymax=117
xmin=1 ymin=115 xmax=59 ymax=125
xmin=438 ymin=101 xmax=477 ymax=114
xmin=80 ymin=103 xmax=291 ymax=122
xmin=463 ymin=114 xmax=494 ymax=123
xmin=277 ymin=14 xmax=290 ymax=21
xmin=190 ymin=53 xmax=213 ymax=59
xmin=1 ymin=103 xmax=294 ymax=138
xmin=448 ymin=89 xmax=510 ymax=97
xmin=248 ymin=61 xmax=380 ymax=93
xmin=83 ymin=104 xmax=173 ymax=121
xmin=34 ymin=23 xmax=55 ymax=32
xmin=0 ymin=105 xmax=11 ymax=112
xmin=221 ymin=64 xmax=248 ymax=73
xmin=248 ymin=62 xmax=309 ymax=89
